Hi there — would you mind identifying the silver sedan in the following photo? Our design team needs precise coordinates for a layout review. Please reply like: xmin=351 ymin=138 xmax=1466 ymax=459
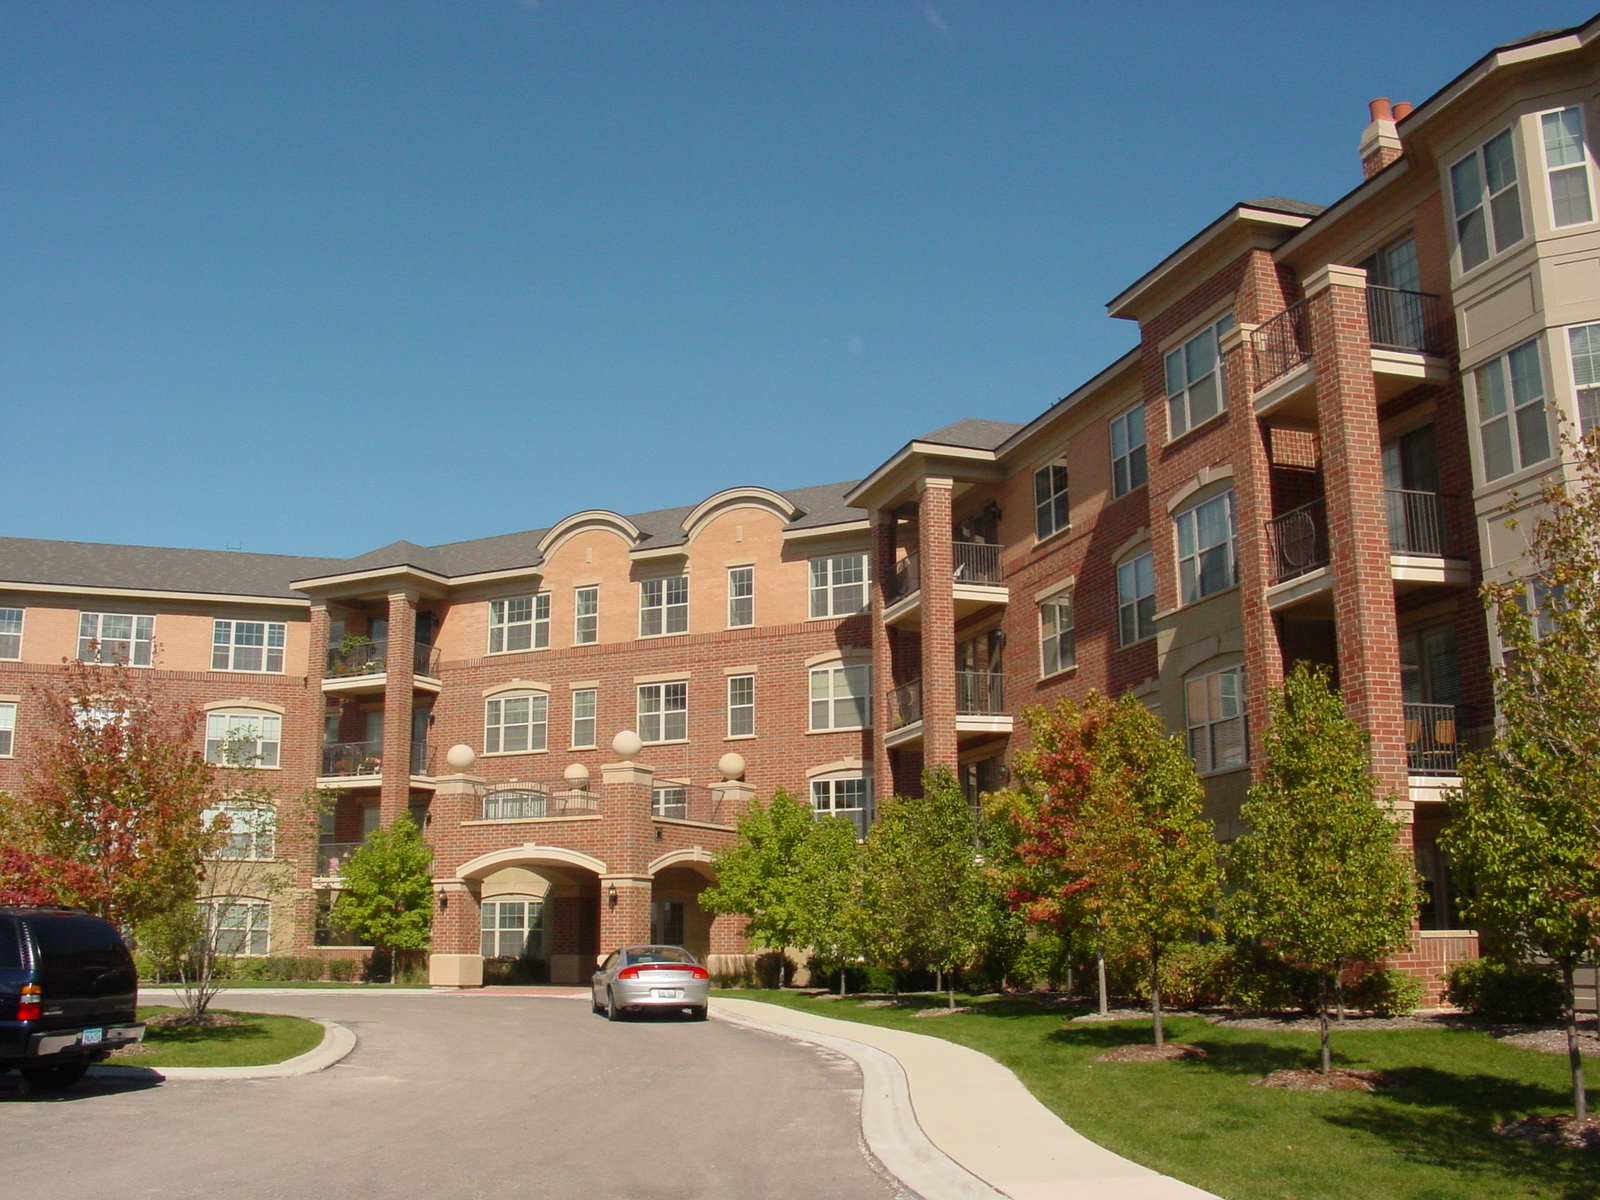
xmin=592 ymin=945 xmax=710 ymax=1021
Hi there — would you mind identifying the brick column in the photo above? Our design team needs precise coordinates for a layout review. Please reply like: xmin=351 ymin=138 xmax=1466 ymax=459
xmin=425 ymin=767 xmax=484 ymax=985
xmin=380 ymin=590 xmax=418 ymax=827
xmin=599 ymin=756 xmax=655 ymax=951
xmin=918 ymin=478 xmax=957 ymax=777
xmin=296 ymin=603 xmax=334 ymax=915
xmin=1305 ymin=264 xmax=1408 ymax=796
xmin=868 ymin=510 xmax=896 ymax=806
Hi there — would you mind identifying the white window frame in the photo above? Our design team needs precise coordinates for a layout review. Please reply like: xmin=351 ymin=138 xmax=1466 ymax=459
xmin=651 ymin=785 xmax=689 ymax=819
xmin=1039 ymin=590 xmax=1075 ymax=677
xmin=480 ymin=896 xmax=543 ymax=959
xmin=1186 ymin=667 xmax=1246 ymax=774
xmin=1475 ymin=338 xmax=1551 ymax=481
xmin=1540 ymin=105 xmax=1594 ymax=229
xmin=1175 ymin=491 xmax=1238 ymax=604
xmin=574 ymin=587 xmax=599 ymax=645
xmin=489 ymin=595 xmax=549 ymax=654
xmin=727 ymin=674 xmax=755 ymax=738
xmin=809 ymin=663 xmax=871 ymax=731
xmin=809 ymin=554 xmax=870 ymax=618
xmin=639 ymin=576 xmax=689 ymax=637
xmin=1033 ymin=459 xmax=1070 ymax=540
xmin=1109 ymin=405 xmax=1147 ymax=497
xmin=211 ymin=620 xmax=286 ymax=674
xmin=811 ymin=775 xmax=872 ymax=839
xmin=484 ymin=691 xmax=549 ymax=755
xmin=205 ymin=710 xmax=282 ymax=768
xmin=0 ymin=701 xmax=14 ymax=757
xmin=638 ymin=681 xmax=688 ymax=744
xmin=571 ymin=688 xmax=597 ymax=749
xmin=0 ymin=608 xmax=21 ymax=660
xmin=1567 ymin=322 xmax=1600 ymax=434
xmin=203 ymin=804 xmax=277 ymax=860
xmin=205 ymin=898 xmax=271 ymax=957
xmin=1450 ymin=126 xmax=1524 ymax=272
xmin=1117 ymin=552 xmax=1156 ymax=646
xmin=727 ymin=566 xmax=754 ymax=628
xmin=1164 ymin=314 xmax=1233 ymax=438
xmin=78 ymin=612 xmax=153 ymax=667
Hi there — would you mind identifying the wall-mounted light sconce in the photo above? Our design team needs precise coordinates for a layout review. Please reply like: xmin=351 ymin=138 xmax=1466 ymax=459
xmin=436 ymin=888 xmax=448 ymax=912
xmin=607 ymin=882 xmax=618 ymax=907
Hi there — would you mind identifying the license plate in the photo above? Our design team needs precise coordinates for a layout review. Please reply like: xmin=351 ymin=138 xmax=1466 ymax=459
xmin=80 ymin=1028 xmax=103 ymax=1046
xmin=651 ymin=989 xmax=683 ymax=1000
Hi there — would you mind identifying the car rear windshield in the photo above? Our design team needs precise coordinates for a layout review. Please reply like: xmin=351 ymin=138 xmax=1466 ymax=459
xmin=0 ymin=919 xmax=22 ymax=971
xmin=624 ymin=947 xmax=696 ymax=966
xmin=27 ymin=915 xmax=126 ymax=964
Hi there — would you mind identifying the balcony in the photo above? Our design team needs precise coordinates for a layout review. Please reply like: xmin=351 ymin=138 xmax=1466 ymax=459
xmin=956 ymin=670 xmax=1006 ymax=715
xmin=1253 ymin=299 xmax=1310 ymax=387
xmin=318 ymin=739 xmax=437 ymax=784
xmin=887 ymin=552 xmax=921 ymax=605
xmin=1268 ymin=499 xmax=1330 ymax=585
xmin=1386 ymin=489 xmax=1451 ymax=557
xmin=315 ymin=841 xmax=364 ymax=879
xmin=1267 ymin=491 xmax=1469 ymax=606
xmin=887 ymin=679 xmax=922 ymax=731
xmin=1406 ymin=703 xmax=1461 ymax=775
xmin=952 ymin=541 xmax=1003 ymax=585
xmin=1367 ymin=287 xmax=1447 ymax=355
xmin=323 ymin=640 xmax=443 ymax=695
xmin=476 ymin=785 xmax=599 ymax=822
xmin=883 ymin=674 xmax=1013 ymax=748
xmin=883 ymin=543 xmax=1008 ymax=629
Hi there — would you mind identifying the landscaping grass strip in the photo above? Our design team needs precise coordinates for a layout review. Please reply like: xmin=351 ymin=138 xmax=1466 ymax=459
xmin=113 ymin=1007 xmax=326 ymax=1068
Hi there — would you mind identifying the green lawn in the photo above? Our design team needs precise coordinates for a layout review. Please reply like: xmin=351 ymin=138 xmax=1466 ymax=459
xmin=715 ymin=990 xmax=1600 ymax=1200
xmin=111 ymin=1006 xmax=326 ymax=1068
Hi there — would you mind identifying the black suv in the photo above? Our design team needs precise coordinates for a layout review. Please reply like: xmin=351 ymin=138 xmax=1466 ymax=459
xmin=0 ymin=907 xmax=144 ymax=1090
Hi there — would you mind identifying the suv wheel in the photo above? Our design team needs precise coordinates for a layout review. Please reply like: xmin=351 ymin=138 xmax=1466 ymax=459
xmin=21 ymin=1060 xmax=90 ymax=1091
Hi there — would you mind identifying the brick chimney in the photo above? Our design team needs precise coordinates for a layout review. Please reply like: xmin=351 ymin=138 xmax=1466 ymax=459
xmin=1359 ymin=97 xmax=1405 ymax=178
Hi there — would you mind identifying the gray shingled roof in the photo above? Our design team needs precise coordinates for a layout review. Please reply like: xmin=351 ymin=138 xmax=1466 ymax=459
xmin=0 ymin=536 xmax=341 ymax=600
xmin=1245 ymin=196 xmax=1326 ymax=218
xmin=915 ymin=419 xmax=1026 ymax=451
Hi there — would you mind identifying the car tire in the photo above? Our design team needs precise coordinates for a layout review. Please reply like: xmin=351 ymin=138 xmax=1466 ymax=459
xmin=690 ymin=1006 xmax=708 ymax=1022
xmin=20 ymin=1060 xmax=90 ymax=1091
xmin=605 ymin=990 xmax=625 ymax=1022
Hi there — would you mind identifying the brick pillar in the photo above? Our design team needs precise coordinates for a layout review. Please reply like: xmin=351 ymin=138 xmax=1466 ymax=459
xmin=380 ymin=590 xmax=418 ymax=827
xmin=1305 ymin=264 xmax=1408 ymax=797
xmin=295 ymin=603 xmax=334 ymax=925
xmin=600 ymin=756 xmax=655 ymax=952
xmin=918 ymin=478 xmax=957 ymax=777
xmin=868 ymin=510 xmax=896 ymax=806
xmin=426 ymin=768 xmax=485 ymax=986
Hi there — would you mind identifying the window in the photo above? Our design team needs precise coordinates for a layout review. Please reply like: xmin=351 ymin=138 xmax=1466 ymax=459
xmin=809 ymin=553 xmax=869 ymax=618
xmin=651 ymin=900 xmax=685 ymax=946
xmin=202 ymin=805 xmax=276 ymax=860
xmin=485 ymin=691 xmax=548 ymax=754
xmin=1476 ymin=340 xmax=1550 ymax=480
xmin=1110 ymin=406 xmax=1147 ymax=497
xmin=810 ymin=663 xmax=870 ymax=730
xmin=1034 ymin=459 xmax=1070 ymax=539
xmin=1400 ymin=625 xmax=1462 ymax=707
xmin=1567 ymin=324 xmax=1600 ymax=433
xmin=651 ymin=786 xmax=688 ymax=818
xmin=0 ymin=702 xmax=13 ymax=757
xmin=205 ymin=710 xmax=282 ymax=768
xmin=211 ymin=620 xmax=286 ymax=673
xmin=1451 ymin=128 xmax=1523 ymax=271
xmin=1176 ymin=491 xmax=1238 ymax=603
xmin=489 ymin=595 xmax=549 ymax=654
xmin=1186 ymin=668 xmax=1246 ymax=773
xmin=639 ymin=576 xmax=689 ymax=636
xmin=77 ymin=613 xmax=153 ymax=666
xmin=1039 ymin=591 xmax=1075 ymax=676
xmin=205 ymin=899 xmax=270 ymax=957
xmin=812 ymin=776 xmax=872 ymax=839
xmin=574 ymin=587 xmax=598 ymax=645
xmin=728 ymin=566 xmax=754 ymax=628
xmin=480 ymin=897 xmax=543 ymax=959
xmin=571 ymin=688 xmax=597 ymax=748
xmin=1542 ymin=106 xmax=1593 ymax=227
xmin=0 ymin=608 xmax=20 ymax=660
xmin=727 ymin=674 xmax=754 ymax=737
xmin=1117 ymin=553 xmax=1156 ymax=645
xmin=1165 ymin=314 xmax=1233 ymax=437
xmin=638 ymin=682 xmax=687 ymax=743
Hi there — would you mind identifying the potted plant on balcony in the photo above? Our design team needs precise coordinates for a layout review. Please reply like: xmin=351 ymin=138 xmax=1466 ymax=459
xmin=331 ymin=633 xmax=378 ymax=677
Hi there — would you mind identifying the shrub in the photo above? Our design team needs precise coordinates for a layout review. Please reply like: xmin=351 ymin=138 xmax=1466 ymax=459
xmin=1133 ymin=942 xmax=1233 ymax=1009
xmin=326 ymin=958 xmax=360 ymax=983
xmin=1347 ymin=968 xmax=1425 ymax=1017
xmin=483 ymin=956 xmax=547 ymax=985
xmin=1444 ymin=958 xmax=1563 ymax=1023
xmin=1221 ymin=947 xmax=1319 ymax=1015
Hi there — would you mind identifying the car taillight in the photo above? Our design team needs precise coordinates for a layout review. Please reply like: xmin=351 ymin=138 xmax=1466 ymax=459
xmin=17 ymin=984 xmax=41 ymax=1022
xmin=617 ymin=966 xmax=642 ymax=979
xmin=689 ymin=966 xmax=709 ymax=979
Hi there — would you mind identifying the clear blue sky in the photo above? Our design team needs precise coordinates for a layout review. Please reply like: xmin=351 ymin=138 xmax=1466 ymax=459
xmin=2 ymin=2 xmax=1588 ymax=557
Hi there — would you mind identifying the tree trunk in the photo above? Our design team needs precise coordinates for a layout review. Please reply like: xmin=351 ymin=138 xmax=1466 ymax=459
xmin=1335 ymin=959 xmax=1346 ymax=1023
xmin=948 ymin=968 xmax=956 ymax=1011
xmin=838 ymin=967 xmax=847 ymax=997
xmin=1149 ymin=943 xmax=1164 ymax=1048
xmin=1318 ymin=972 xmax=1332 ymax=1075
xmin=1096 ymin=941 xmax=1109 ymax=1017
xmin=1564 ymin=960 xmax=1588 ymax=1120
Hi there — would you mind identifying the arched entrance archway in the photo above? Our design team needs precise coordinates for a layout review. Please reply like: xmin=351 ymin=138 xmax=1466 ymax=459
xmin=648 ymin=849 xmax=717 ymax=963
xmin=452 ymin=847 xmax=607 ymax=985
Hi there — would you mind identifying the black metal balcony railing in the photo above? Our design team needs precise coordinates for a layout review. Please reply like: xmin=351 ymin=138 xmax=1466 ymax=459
xmin=315 ymin=841 xmax=363 ymax=877
xmin=481 ymin=786 xmax=598 ymax=821
xmin=319 ymin=739 xmax=435 ymax=777
xmin=414 ymin=643 xmax=442 ymax=677
xmin=1367 ymin=286 xmax=1447 ymax=355
xmin=1386 ymin=489 xmax=1453 ymax=557
xmin=1406 ymin=702 xmax=1461 ymax=775
xmin=1253 ymin=299 xmax=1311 ymax=386
xmin=325 ymin=640 xmax=441 ymax=679
xmin=888 ymin=680 xmax=923 ymax=730
xmin=952 ymin=541 xmax=1003 ymax=585
xmin=1267 ymin=499 xmax=1330 ymax=584
xmin=956 ymin=670 xmax=1006 ymax=715
xmin=888 ymin=552 xmax=921 ymax=604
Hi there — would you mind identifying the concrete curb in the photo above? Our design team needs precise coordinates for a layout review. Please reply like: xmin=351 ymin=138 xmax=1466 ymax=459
xmin=90 ymin=1019 xmax=357 ymax=1082
xmin=711 ymin=998 xmax=1221 ymax=1200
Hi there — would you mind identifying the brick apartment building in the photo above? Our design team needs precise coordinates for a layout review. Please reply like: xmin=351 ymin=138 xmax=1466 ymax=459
xmin=2 ymin=19 xmax=1597 ymax=988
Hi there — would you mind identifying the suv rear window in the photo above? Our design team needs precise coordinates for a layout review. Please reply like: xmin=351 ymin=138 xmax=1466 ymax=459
xmin=0 ymin=919 xmax=22 ymax=971
xmin=27 ymin=915 xmax=126 ymax=964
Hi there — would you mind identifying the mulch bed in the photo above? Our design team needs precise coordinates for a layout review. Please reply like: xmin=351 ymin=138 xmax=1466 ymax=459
xmin=1096 ymin=1043 xmax=1209 ymax=1063
xmin=144 ymin=1011 xmax=245 ymax=1030
xmin=911 ymin=1006 xmax=976 ymax=1018
xmin=1255 ymin=1068 xmax=1398 ymax=1092
xmin=1497 ymin=1115 xmax=1600 ymax=1150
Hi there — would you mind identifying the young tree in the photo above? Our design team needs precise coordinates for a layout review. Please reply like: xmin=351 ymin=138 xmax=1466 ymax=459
xmin=698 ymin=788 xmax=814 ymax=985
xmin=330 ymin=812 xmax=434 ymax=981
xmin=1229 ymin=664 xmax=1419 ymax=1074
xmin=1441 ymin=427 xmax=1600 ymax=1120
xmin=0 ymin=661 xmax=220 ymax=929
xmin=853 ymin=791 xmax=919 ymax=993
xmin=795 ymin=813 xmax=863 ymax=995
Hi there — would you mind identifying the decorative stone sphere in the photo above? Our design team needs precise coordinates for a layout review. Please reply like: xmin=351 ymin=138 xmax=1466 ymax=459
xmin=718 ymin=752 xmax=746 ymax=781
xmin=445 ymin=743 xmax=478 ymax=772
xmin=612 ymin=730 xmax=644 ymax=761
xmin=563 ymin=762 xmax=591 ymax=787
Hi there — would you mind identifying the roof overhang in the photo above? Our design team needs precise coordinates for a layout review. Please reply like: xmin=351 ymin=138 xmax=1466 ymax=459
xmin=290 ymin=563 xmax=452 ymax=600
xmin=844 ymin=442 xmax=1006 ymax=512
xmin=0 ymin=580 xmax=310 ymax=607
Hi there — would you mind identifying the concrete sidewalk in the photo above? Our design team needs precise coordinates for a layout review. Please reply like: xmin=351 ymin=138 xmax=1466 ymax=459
xmin=713 ymin=997 xmax=1221 ymax=1200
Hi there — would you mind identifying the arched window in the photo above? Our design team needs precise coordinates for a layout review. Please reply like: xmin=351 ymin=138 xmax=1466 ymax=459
xmin=205 ymin=709 xmax=282 ymax=768
xmin=485 ymin=690 xmax=548 ymax=754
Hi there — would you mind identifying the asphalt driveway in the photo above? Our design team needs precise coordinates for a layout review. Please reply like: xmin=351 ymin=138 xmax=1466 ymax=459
xmin=0 ymin=990 xmax=905 ymax=1200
